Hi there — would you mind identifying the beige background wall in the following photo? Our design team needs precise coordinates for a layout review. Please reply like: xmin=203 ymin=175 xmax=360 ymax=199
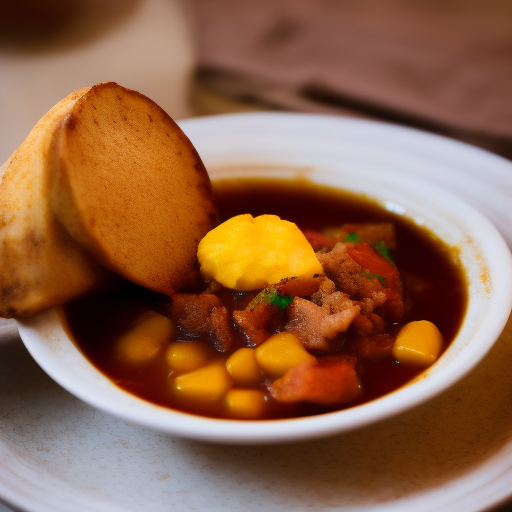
xmin=0 ymin=0 xmax=195 ymax=164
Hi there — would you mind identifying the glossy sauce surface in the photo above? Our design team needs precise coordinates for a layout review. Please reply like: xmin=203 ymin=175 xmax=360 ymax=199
xmin=63 ymin=179 xmax=468 ymax=419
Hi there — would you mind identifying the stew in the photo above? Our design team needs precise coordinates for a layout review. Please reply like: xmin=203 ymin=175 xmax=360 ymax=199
xmin=63 ymin=178 xmax=467 ymax=420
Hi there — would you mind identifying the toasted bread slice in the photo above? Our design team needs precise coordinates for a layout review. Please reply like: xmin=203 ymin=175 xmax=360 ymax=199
xmin=50 ymin=82 xmax=218 ymax=295
xmin=0 ymin=88 xmax=111 ymax=318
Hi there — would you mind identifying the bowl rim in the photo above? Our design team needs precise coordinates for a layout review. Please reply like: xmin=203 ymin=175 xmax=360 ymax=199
xmin=17 ymin=112 xmax=512 ymax=444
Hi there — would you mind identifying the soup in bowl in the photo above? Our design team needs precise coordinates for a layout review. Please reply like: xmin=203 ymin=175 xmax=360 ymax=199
xmin=17 ymin=113 xmax=512 ymax=444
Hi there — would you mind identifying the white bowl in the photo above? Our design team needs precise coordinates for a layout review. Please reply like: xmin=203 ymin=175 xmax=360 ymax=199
xmin=17 ymin=113 xmax=512 ymax=445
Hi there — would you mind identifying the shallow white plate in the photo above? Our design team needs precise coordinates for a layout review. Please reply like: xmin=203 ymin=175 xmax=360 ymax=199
xmin=2 ymin=113 xmax=512 ymax=511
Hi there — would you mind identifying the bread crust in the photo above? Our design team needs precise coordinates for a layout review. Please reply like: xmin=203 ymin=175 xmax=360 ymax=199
xmin=0 ymin=87 xmax=110 ymax=318
xmin=0 ymin=82 xmax=219 ymax=317
xmin=50 ymin=82 xmax=218 ymax=295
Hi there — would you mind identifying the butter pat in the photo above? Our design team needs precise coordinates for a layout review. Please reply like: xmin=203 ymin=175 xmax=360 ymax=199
xmin=197 ymin=214 xmax=323 ymax=291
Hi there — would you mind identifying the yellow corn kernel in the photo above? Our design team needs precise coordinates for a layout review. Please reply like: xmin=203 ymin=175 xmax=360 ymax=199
xmin=226 ymin=348 xmax=262 ymax=386
xmin=225 ymin=389 xmax=268 ymax=419
xmin=255 ymin=332 xmax=316 ymax=377
xmin=392 ymin=320 xmax=443 ymax=367
xmin=197 ymin=214 xmax=323 ymax=291
xmin=172 ymin=361 xmax=233 ymax=402
xmin=115 ymin=313 xmax=175 ymax=364
xmin=127 ymin=312 xmax=175 ymax=341
xmin=166 ymin=341 xmax=211 ymax=373
xmin=127 ymin=309 xmax=162 ymax=329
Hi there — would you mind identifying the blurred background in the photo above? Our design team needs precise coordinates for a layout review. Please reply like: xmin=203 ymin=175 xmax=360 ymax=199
xmin=0 ymin=0 xmax=511 ymax=164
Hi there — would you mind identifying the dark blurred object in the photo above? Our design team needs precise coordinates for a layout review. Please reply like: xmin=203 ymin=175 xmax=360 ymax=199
xmin=0 ymin=0 xmax=76 ymax=40
xmin=0 ymin=0 xmax=140 ymax=52
xmin=492 ymin=501 xmax=512 ymax=512
xmin=189 ymin=0 xmax=512 ymax=159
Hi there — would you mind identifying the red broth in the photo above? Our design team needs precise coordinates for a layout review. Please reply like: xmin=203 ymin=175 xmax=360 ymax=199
xmin=63 ymin=178 xmax=467 ymax=419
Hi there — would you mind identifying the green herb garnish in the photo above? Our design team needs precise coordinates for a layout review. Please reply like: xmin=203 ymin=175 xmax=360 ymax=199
xmin=373 ymin=240 xmax=395 ymax=264
xmin=270 ymin=294 xmax=294 ymax=309
xmin=362 ymin=271 xmax=386 ymax=283
xmin=247 ymin=286 xmax=294 ymax=310
xmin=343 ymin=232 xmax=362 ymax=243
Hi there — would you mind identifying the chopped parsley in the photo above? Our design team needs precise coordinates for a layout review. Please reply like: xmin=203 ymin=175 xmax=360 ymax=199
xmin=270 ymin=294 xmax=294 ymax=309
xmin=248 ymin=286 xmax=294 ymax=310
xmin=373 ymin=240 xmax=395 ymax=264
xmin=362 ymin=271 xmax=386 ymax=283
xmin=343 ymin=232 xmax=362 ymax=243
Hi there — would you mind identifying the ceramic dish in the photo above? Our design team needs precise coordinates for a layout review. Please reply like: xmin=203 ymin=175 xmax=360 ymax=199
xmin=2 ymin=113 xmax=512 ymax=512
xmin=15 ymin=112 xmax=512 ymax=445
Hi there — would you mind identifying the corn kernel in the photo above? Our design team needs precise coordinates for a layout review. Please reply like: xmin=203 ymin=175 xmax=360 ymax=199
xmin=115 ymin=313 xmax=175 ymax=364
xmin=127 ymin=312 xmax=175 ymax=341
xmin=172 ymin=361 xmax=232 ymax=402
xmin=255 ymin=332 xmax=316 ymax=377
xmin=197 ymin=214 xmax=323 ymax=291
xmin=226 ymin=348 xmax=262 ymax=386
xmin=127 ymin=309 xmax=162 ymax=329
xmin=166 ymin=341 xmax=211 ymax=373
xmin=392 ymin=320 xmax=443 ymax=367
xmin=225 ymin=389 xmax=268 ymax=419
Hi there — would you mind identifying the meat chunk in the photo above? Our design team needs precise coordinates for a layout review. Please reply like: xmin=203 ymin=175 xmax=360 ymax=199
xmin=233 ymin=302 xmax=279 ymax=346
xmin=321 ymin=289 xmax=356 ymax=315
xmin=275 ymin=275 xmax=325 ymax=297
xmin=310 ymin=277 xmax=337 ymax=305
xmin=350 ymin=293 xmax=388 ymax=334
xmin=346 ymin=242 xmax=401 ymax=296
xmin=209 ymin=306 xmax=235 ymax=352
xmin=169 ymin=293 xmax=234 ymax=352
xmin=316 ymin=243 xmax=384 ymax=299
xmin=233 ymin=275 xmax=325 ymax=346
xmin=269 ymin=357 xmax=361 ymax=405
xmin=346 ymin=333 xmax=395 ymax=361
xmin=286 ymin=297 xmax=360 ymax=351
xmin=316 ymin=242 xmax=404 ymax=322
